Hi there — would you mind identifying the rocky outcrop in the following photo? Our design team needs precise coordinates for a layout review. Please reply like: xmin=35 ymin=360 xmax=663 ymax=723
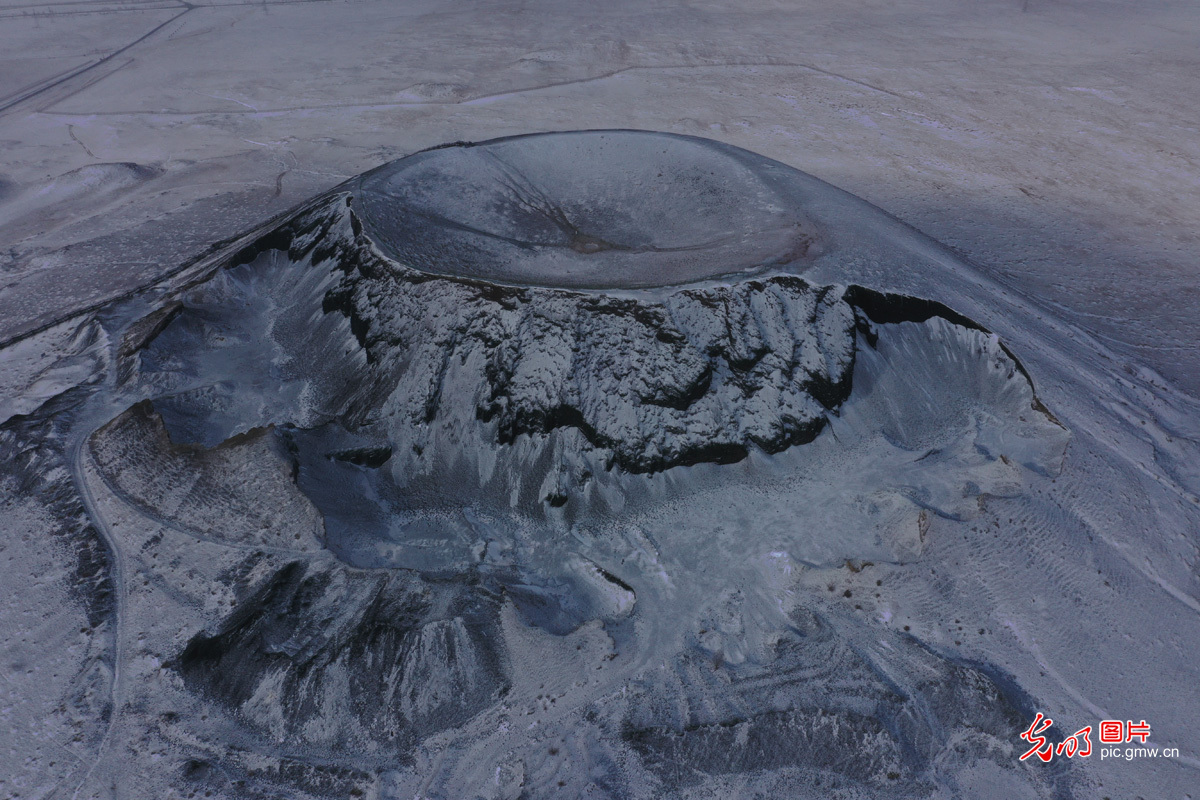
xmin=332 ymin=240 xmax=857 ymax=475
xmin=175 ymin=560 xmax=507 ymax=753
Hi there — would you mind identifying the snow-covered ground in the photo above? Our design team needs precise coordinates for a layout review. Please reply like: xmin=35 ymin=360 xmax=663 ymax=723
xmin=2 ymin=2 xmax=1198 ymax=799
xmin=2 ymin=0 xmax=1197 ymax=390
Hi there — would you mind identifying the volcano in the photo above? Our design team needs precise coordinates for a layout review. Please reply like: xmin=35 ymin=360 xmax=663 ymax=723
xmin=2 ymin=131 xmax=1083 ymax=799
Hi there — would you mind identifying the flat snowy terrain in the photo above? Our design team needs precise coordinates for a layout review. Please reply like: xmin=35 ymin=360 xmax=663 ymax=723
xmin=1 ymin=2 xmax=1198 ymax=799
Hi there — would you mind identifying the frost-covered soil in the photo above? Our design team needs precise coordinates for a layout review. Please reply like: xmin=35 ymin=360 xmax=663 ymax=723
xmin=2 ymin=5 xmax=1200 ymax=800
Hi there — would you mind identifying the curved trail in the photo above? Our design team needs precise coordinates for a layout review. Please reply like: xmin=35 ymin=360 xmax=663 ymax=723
xmin=66 ymin=424 xmax=128 ymax=800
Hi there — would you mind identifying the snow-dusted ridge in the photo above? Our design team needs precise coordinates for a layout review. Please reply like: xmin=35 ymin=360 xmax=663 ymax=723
xmin=133 ymin=173 xmax=1063 ymax=526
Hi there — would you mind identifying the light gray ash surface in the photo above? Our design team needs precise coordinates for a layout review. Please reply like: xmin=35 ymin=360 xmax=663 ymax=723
xmin=1 ymin=130 xmax=1195 ymax=800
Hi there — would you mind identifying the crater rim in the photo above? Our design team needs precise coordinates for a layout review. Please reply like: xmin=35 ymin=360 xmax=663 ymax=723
xmin=352 ymin=129 xmax=825 ymax=291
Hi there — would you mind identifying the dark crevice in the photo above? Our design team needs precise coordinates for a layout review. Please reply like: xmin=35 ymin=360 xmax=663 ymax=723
xmin=327 ymin=446 xmax=393 ymax=469
xmin=844 ymin=285 xmax=987 ymax=333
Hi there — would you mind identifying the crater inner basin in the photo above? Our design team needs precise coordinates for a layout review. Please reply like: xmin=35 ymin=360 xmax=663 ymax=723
xmin=353 ymin=130 xmax=822 ymax=289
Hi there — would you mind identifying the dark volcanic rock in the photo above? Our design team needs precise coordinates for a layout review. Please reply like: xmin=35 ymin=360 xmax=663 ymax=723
xmin=176 ymin=561 xmax=508 ymax=752
xmin=336 ymin=245 xmax=857 ymax=475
